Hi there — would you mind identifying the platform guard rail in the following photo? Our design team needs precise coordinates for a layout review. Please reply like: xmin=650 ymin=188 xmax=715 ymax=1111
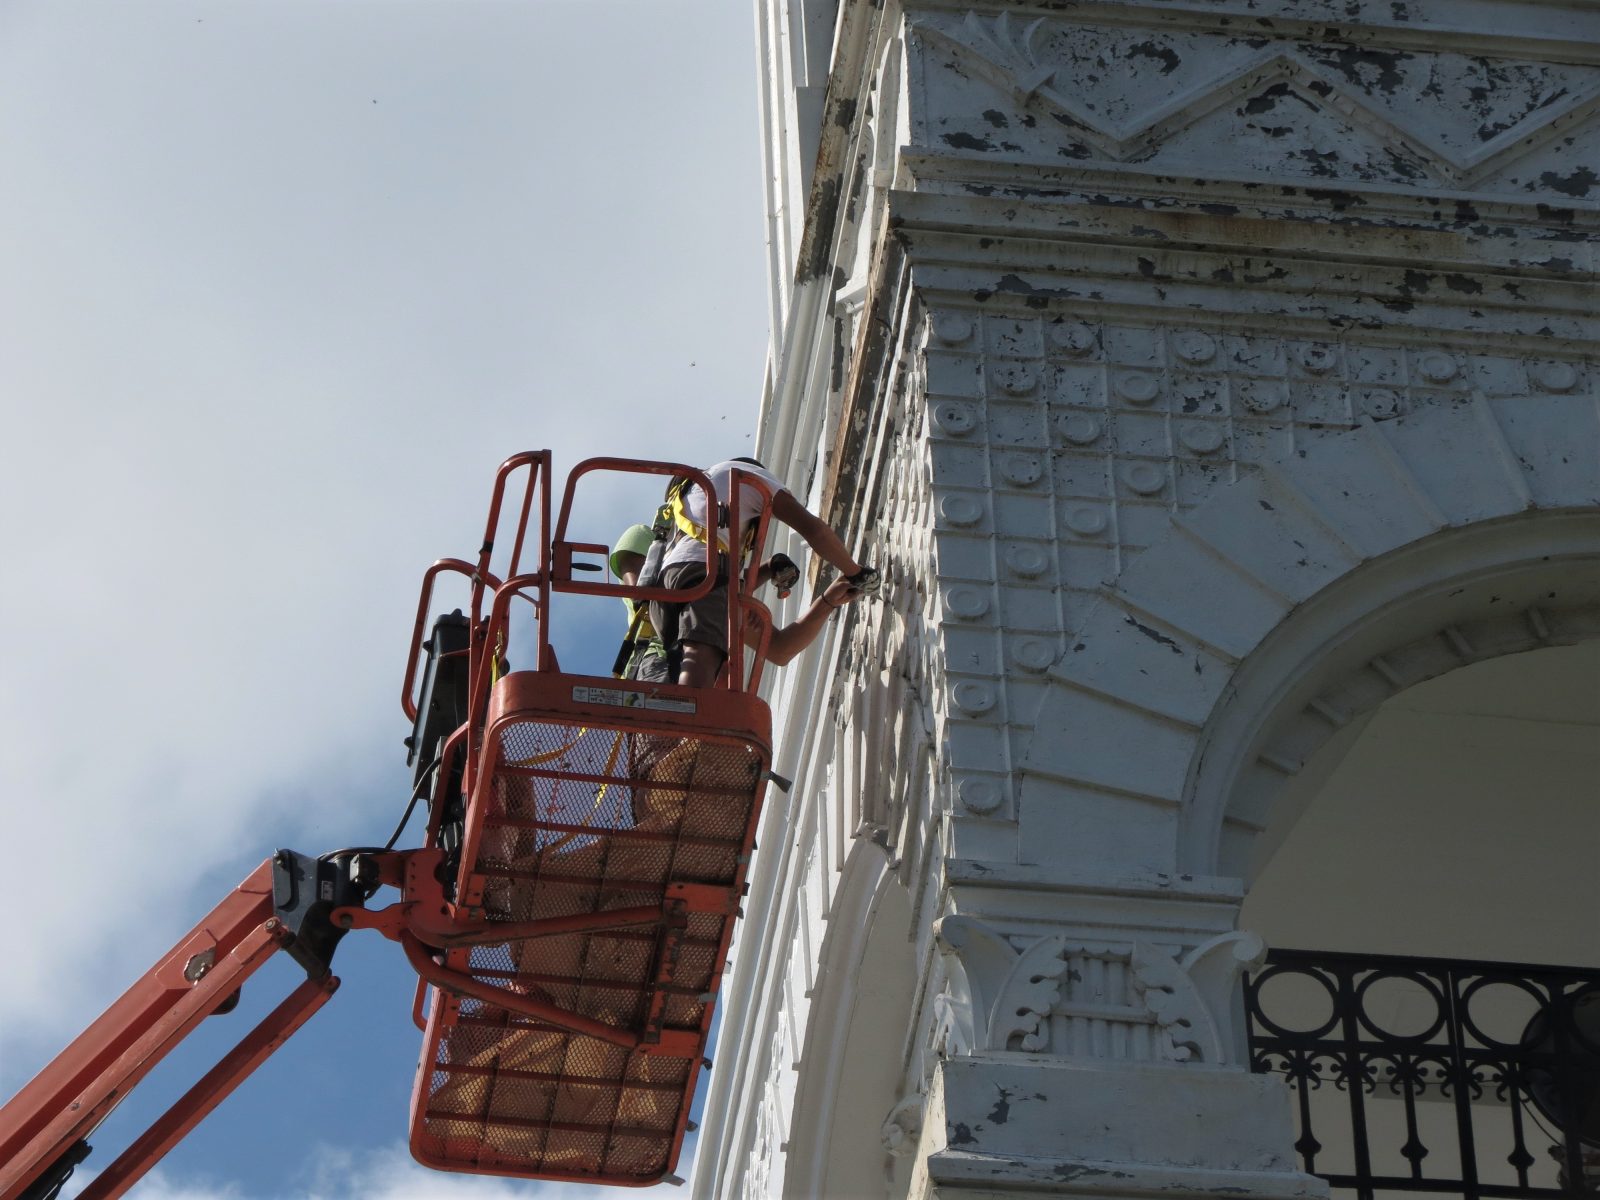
xmin=0 ymin=453 xmax=783 ymax=1196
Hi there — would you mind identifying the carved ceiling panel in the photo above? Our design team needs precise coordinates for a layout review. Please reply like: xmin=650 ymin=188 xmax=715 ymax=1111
xmin=918 ymin=301 xmax=1593 ymax=819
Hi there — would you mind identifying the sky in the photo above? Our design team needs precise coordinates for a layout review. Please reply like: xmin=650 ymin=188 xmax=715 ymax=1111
xmin=0 ymin=1 xmax=771 ymax=1196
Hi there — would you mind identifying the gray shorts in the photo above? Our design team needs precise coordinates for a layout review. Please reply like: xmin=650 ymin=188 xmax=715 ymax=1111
xmin=631 ymin=647 xmax=671 ymax=684
xmin=649 ymin=558 xmax=729 ymax=660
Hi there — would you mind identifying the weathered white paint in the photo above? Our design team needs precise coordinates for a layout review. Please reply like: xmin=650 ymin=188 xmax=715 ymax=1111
xmin=696 ymin=0 xmax=1600 ymax=1196
xmin=914 ymin=1057 xmax=1323 ymax=1200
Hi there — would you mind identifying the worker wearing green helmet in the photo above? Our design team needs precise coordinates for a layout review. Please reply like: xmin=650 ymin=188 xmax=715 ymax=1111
xmin=609 ymin=522 xmax=661 ymax=679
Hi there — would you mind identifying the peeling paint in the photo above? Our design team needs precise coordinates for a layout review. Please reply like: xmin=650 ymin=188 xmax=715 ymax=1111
xmin=1242 ymin=82 xmax=1319 ymax=117
xmin=1127 ymin=41 xmax=1181 ymax=76
xmin=942 ymin=131 xmax=993 ymax=152
xmin=989 ymin=1086 xmax=1013 ymax=1124
xmin=1052 ymin=1163 xmax=1107 ymax=1181
xmin=1124 ymin=616 xmax=1184 ymax=655
xmin=991 ymin=273 xmax=1061 ymax=310
xmin=1401 ymin=270 xmax=1433 ymax=295
xmin=1534 ymin=204 xmax=1576 ymax=225
xmin=1536 ymin=167 xmax=1598 ymax=198
xmin=1310 ymin=45 xmax=1411 ymax=94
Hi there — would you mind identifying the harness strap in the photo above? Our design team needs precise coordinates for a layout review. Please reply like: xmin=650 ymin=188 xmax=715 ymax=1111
xmin=666 ymin=478 xmax=756 ymax=557
xmin=657 ymin=592 xmax=685 ymax=681
xmin=611 ymin=601 xmax=653 ymax=679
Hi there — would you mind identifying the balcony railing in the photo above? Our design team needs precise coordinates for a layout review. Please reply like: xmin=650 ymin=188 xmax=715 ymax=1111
xmin=1245 ymin=949 xmax=1600 ymax=1198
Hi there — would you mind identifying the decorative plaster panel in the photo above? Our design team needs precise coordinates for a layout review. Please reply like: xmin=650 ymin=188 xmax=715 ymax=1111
xmin=919 ymin=296 xmax=1594 ymax=826
xmin=935 ymin=916 xmax=1264 ymax=1064
xmin=912 ymin=8 xmax=1600 ymax=202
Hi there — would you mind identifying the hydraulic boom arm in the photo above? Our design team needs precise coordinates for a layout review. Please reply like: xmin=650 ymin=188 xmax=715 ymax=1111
xmin=0 ymin=852 xmax=362 ymax=1200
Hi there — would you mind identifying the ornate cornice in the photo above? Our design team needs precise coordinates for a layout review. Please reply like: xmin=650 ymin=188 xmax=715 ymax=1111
xmin=909 ymin=6 xmax=1600 ymax=207
xmin=900 ymin=153 xmax=1600 ymax=233
xmin=920 ymin=11 xmax=1600 ymax=180
xmin=910 ymin=0 xmax=1600 ymax=65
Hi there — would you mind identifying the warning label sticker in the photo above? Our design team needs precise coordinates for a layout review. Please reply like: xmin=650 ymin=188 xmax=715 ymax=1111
xmin=572 ymin=686 xmax=696 ymax=715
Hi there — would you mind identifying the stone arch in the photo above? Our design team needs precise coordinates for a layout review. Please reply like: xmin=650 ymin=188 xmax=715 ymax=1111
xmin=1018 ymin=393 xmax=1600 ymax=880
xmin=1189 ymin=522 xmax=1600 ymax=879
xmin=782 ymin=840 xmax=917 ymax=1200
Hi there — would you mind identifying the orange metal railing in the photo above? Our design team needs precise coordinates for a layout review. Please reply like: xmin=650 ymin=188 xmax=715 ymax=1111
xmin=391 ymin=453 xmax=781 ymax=1185
xmin=0 ymin=452 xmax=783 ymax=1198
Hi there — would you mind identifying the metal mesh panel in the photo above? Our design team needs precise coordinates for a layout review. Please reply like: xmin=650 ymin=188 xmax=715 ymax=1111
xmin=419 ymin=1019 xmax=683 ymax=1177
xmin=413 ymin=713 xmax=762 ymax=1182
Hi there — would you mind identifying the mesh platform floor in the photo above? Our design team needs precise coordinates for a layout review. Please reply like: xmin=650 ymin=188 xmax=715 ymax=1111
xmin=412 ymin=714 xmax=764 ymax=1182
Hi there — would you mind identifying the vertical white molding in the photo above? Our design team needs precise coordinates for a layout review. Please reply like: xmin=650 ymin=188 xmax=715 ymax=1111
xmin=709 ymin=2 xmax=1600 ymax=1197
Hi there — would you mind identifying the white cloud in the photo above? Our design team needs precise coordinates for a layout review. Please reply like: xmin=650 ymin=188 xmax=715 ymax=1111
xmin=0 ymin=2 xmax=768 ymax=1166
xmin=63 ymin=1166 xmax=244 ymax=1200
xmin=65 ymin=1143 xmax=658 ymax=1200
xmin=303 ymin=1143 xmax=619 ymax=1200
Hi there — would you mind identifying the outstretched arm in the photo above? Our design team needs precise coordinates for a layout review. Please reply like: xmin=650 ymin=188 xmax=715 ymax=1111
xmin=614 ymin=552 xmax=646 ymax=587
xmin=770 ymin=490 xmax=862 ymax=577
xmin=749 ymin=577 xmax=862 ymax=666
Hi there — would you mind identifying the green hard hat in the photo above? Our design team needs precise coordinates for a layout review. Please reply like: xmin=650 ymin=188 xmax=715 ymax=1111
xmin=610 ymin=524 xmax=655 ymax=578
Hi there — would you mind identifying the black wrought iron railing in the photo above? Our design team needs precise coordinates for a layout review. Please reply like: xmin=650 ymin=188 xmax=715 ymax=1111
xmin=1245 ymin=949 xmax=1600 ymax=1198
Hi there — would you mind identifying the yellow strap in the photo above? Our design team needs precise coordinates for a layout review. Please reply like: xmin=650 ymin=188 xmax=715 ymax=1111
xmin=668 ymin=486 xmax=757 ymax=557
xmin=612 ymin=602 xmax=654 ymax=680
xmin=489 ymin=630 xmax=506 ymax=687
xmin=668 ymin=488 xmax=716 ymax=549
xmin=535 ymin=730 xmax=626 ymax=853
xmin=627 ymin=598 xmax=656 ymax=641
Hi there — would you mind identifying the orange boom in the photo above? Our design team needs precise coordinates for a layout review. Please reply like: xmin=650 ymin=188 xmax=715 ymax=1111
xmin=0 ymin=453 xmax=783 ymax=1198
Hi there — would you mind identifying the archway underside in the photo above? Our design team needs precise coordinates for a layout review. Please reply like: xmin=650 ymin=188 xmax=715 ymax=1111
xmin=1017 ymin=393 xmax=1600 ymax=880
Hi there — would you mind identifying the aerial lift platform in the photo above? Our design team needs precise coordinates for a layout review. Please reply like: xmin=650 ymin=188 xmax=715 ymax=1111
xmin=0 ymin=453 xmax=783 ymax=1198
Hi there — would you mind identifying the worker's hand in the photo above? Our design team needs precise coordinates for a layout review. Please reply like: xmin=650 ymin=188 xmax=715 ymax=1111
xmin=822 ymin=577 xmax=864 ymax=610
xmin=766 ymin=553 xmax=801 ymax=595
xmin=846 ymin=566 xmax=881 ymax=595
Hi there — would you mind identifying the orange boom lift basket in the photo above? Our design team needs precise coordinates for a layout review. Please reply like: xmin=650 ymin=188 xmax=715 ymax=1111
xmin=408 ymin=674 xmax=767 ymax=1183
xmin=386 ymin=453 xmax=780 ymax=1186
xmin=0 ymin=452 xmax=780 ymax=1198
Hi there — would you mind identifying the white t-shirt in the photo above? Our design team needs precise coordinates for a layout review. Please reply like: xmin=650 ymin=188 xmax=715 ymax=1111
xmin=662 ymin=460 xmax=787 ymax=570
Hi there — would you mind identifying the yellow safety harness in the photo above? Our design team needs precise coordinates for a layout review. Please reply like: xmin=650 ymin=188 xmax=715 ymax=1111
xmin=612 ymin=600 xmax=657 ymax=680
xmin=663 ymin=476 xmax=758 ymax=558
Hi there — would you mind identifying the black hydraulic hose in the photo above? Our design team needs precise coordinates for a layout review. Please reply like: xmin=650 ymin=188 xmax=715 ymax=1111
xmin=23 ymin=1139 xmax=90 ymax=1200
xmin=382 ymin=757 xmax=437 ymax=851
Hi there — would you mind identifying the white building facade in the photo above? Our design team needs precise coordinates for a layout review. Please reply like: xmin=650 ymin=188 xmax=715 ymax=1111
xmin=695 ymin=2 xmax=1600 ymax=1197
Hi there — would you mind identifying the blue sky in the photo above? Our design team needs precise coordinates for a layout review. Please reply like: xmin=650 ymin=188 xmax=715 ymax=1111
xmin=0 ymin=1 xmax=769 ymax=1195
